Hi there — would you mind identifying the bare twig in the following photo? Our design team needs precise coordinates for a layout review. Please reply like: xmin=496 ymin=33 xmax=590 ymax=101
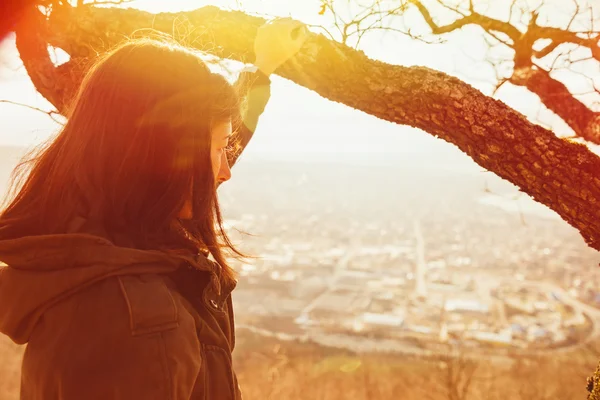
xmin=409 ymin=0 xmax=522 ymax=42
xmin=0 ymin=100 xmax=64 ymax=125
xmin=320 ymin=0 xmax=599 ymax=142
xmin=81 ymin=0 xmax=134 ymax=5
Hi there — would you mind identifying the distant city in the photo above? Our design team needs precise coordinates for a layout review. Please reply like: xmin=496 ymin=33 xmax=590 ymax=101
xmin=1 ymin=146 xmax=599 ymax=356
xmin=218 ymin=157 xmax=600 ymax=356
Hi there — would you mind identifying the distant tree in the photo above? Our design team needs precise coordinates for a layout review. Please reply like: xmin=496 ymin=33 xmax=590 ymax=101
xmin=440 ymin=354 xmax=478 ymax=400
xmin=421 ymin=352 xmax=479 ymax=400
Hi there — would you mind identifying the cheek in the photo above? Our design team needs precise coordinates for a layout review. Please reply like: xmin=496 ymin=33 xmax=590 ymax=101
xmin=210 ymin=149 xmax=220 ymax=177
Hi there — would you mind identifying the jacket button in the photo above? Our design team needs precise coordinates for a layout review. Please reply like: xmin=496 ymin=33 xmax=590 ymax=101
xmin=209 ymin=299 xmax=219 ymax=309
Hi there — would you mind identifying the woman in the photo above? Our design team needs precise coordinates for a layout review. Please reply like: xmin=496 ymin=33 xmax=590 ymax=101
xmin=0 ymin=18 xmax=306 ymax=399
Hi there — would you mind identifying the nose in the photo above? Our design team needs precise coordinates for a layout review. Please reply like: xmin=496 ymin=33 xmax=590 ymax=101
xmin=218 ymin=154 xmax=232 ymax=184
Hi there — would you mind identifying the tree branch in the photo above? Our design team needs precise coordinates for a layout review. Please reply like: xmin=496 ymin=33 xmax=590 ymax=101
xmin=530 ymin=24 xmax=600 ymax=60
xmin=408 ymin=0 xmax=600 ymax=144
xmin=510 ymin=64 xmax=600 ymax=143
xmin=0 ymin=100 xmax=64 ymax=124
xmin=409 ymin=0 xmax=521 ymax=43
xmin=14 ymin=4 xmax=600 ymax=252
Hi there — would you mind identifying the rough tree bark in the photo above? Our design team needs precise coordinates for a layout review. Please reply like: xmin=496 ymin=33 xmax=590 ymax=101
xmin=13 ymin=3 xmax=600 ymax=254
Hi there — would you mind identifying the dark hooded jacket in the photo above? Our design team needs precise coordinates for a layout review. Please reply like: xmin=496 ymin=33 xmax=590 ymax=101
xmin=0 ymin=69 xmax=271 ymax=400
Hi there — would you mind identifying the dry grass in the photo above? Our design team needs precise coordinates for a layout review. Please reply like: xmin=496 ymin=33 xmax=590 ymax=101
xmin=233 ymin=333 xmax=596 ymax=400
xmin=0 ymin=331 xmax=595 ymax=400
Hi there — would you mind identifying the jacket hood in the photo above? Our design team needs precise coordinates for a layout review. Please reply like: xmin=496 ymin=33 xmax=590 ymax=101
xmin=0 ymin=233 xmax=215 ymax=344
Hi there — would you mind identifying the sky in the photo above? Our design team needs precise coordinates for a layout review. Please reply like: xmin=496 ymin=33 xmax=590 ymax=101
xmin=0 ymin=0 xmax=597 ymax=172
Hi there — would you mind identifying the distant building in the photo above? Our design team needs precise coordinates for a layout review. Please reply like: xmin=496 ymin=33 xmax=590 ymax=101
xmin=470 ymin=329 xmax=512 ymax=345
xmin=294 ymin=313 xmax=316 ymax=327
xmin=360 ymin=312 xmax=405 ymax=327
xmin=444 ymin=298 xmax=489 ymax=313
xmin=564 ymin=312 xmax=586 ymax=327
xmin=527 ymin=326 xmax=549 ymax=342
xmin=414 ymin=220 xmax=428 ymax=298
xmin=439 ymin=322 xmax=449 ymax=342
xmin=406 ymin=324 xmax=434 ymax=335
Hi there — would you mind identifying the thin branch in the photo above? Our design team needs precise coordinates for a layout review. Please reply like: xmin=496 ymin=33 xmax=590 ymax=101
xmin=409 ymin=0 xmax=599 ymax=62
xmin=0 ymin=100 xmax=64 ymax=125
xmin=566 ymin=0 xmax=580 ymax=31
xmin=409 ymin=0 xmax=522 ymax=43
xmin=82 ymin=0 xmax=134 ymax=5
xmin=492 ymin=78 xmax=510 ymax=96
xmin=508 ymin=0 xmax=519 ymax=26
xmin=349 ymin=4 xmax=409 ymax=47
xmin=432 ymin=0 xmax=468 ymax=17
xmin=529 ymin=24 xmax=600 ymax=61
xmin=307 ymin=23 xmax=337 ymax=41
xmin=486 ymin=29 xmax=514 ymax=48
xmin=535 ymin=40 xmax=560 ymax=59
xmin=324 ymin=0 xmax=348 ymax=43
xmin=356 ymin=25 xmax=443 ymax=45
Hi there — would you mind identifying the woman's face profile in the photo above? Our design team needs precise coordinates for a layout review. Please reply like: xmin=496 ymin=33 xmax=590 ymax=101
xmin=211 ymin=119 xmax=233 ymax=185
xmin=178 ymin=119 xmax=232 ymax=220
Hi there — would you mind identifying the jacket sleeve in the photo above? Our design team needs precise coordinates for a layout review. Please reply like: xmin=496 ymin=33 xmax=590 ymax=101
xmin=228 ymin=68 xmax=272 ymax=168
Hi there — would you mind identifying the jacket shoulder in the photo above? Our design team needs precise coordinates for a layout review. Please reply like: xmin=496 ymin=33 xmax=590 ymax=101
xmin=117 ymin=274 xmax=179 ymax=335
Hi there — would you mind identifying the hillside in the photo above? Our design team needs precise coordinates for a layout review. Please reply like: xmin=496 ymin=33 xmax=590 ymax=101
xmin=0 ymin=330 xmax=596 ymax=400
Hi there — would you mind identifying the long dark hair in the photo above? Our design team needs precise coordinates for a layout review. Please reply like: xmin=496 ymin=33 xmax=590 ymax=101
xmin=0 ymin=39 xmax=243 ymax=284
